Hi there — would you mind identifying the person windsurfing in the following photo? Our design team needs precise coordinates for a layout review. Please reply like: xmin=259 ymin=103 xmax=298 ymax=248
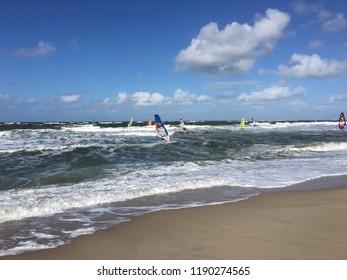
xmin=240 ymin=118 xmax=245 ymax=129
xmin=339 ymin=112 xmax=346 ymax=129
xmin=179 ymin=118 xmax=187 ymax=130
xmin=155 ymin=122 xmax=161 ymax=132
xmin=154 ymin=114 xmax=170 ymax=142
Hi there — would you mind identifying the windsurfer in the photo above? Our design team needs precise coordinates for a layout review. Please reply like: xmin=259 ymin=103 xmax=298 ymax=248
xmin=154 ymin=114 xmax=170 ymax=142
xmin=339 ymin=112 xmax=346 ymax=129
xmin=155 ymin=122 xmax=161 ymax=132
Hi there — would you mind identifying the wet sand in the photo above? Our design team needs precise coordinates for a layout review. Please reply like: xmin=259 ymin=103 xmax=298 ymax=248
xmin=2 ymin=187 xmax=347 ymax=260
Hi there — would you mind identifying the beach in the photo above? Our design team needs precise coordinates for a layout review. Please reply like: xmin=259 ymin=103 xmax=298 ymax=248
xmin=2 ymin=186 xmax=347 ymax=260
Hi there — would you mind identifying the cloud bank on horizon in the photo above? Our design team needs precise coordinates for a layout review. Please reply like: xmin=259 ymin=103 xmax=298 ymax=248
xmin=0 ymin=0 xmax=346 ymax=121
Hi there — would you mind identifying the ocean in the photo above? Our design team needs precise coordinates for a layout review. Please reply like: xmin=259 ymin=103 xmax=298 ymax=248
xmin=0 ymin=119 xmax=346 ymax=256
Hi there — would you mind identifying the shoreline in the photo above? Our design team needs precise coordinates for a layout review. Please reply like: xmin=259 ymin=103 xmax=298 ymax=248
xmin=2 ymin=185 xmax=347 ymax=260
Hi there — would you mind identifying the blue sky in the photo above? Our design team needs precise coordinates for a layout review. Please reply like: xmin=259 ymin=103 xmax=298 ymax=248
xmin=1 ymin=0 xmax=346 ymax=122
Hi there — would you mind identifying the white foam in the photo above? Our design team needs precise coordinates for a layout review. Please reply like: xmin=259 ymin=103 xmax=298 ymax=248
xmin=283 ymin=142 xmax=347 ymax=153
xmin=0 ymin=240 xmax=65 ymax=257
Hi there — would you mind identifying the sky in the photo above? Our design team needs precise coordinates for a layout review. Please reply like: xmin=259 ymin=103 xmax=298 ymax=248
xmin=0 ymin=0 xmax=347 ymax=122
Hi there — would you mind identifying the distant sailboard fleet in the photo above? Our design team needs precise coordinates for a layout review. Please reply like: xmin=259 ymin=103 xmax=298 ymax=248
xmin=91 ymin=112 xmax=346 ymax=143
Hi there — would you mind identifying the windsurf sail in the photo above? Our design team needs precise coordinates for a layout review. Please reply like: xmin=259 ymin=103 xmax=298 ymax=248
xmin=128 ymin=117 xmax=133 ymax=127
xmin=179 ymin=118 xmax=187 ymax=130
xmin=251 ymin=117 xmax=257 ymax=126
xmin=240 ymin=118 xmax=245 ymax=129
xmin=154 ymin=114 xmax=170 ymax=141
xmin=339 ymin=112 xmax=346 ymax=129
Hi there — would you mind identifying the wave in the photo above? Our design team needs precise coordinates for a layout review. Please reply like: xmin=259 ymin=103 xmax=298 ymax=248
xmin=282 ymin=142 xmax=347 ymax=154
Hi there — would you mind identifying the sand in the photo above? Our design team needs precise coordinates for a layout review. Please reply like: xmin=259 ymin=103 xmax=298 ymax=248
xmin=1 ymin=187 xmax=347 ymax=260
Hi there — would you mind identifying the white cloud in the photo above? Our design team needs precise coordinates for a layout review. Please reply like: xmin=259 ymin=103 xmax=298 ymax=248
xmin=204 ymin=80 xmax=257 ymax=89
xmin=175 ymin=8 xmax=290 ymax=75
xmin=309 ymin=40 xmax=323 ymax=49
xmin=115 ymin=91 xmax=128 ymax=104
xmin=13 ymin=41 xmax=57 ymax=58
xmin=289 ymin=100 xmax=307 ymax=107
xmin=101 ymin=89 xmax=210 ymax=108
xmin=60 ymin=94 xmax=81 ymax=103
xmin=292 ymin=1 xmax=346 ymax=33
xmin=196 ymin=95 xmax=210 ymax=102
xmin=278 ymin=53 xmax=346 ymax=79
xmin=328 ymin=94 xmax=347 ymax=103
xmin=102 ymin=92 xmax=129 ymax=106
xmin=292 ymin=1 xmax=322 ymax=15
xmin=237 ymin=85 xmax=305 ymax=102
xmin=173 ymin=88 xmax=210 ymax=104
xmin=131 ymin=92 xmax=166 ymax=107
xmin=321 ymin=13 xmax=347 ymax=32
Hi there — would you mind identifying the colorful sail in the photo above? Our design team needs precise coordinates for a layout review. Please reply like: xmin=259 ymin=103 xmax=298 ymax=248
xmin=179 ymin=118 xmax=187 ymax=130
xmin=154 ymin=114 xmax=170 ymax=141
xmin=339 ymin=112 xmax=346 ymax=129
xmin=128 ymin=117 xmax=133 ymax=127
xmin=251 ymin=117 xmax=257 ymax=126
xmin=240 ymin=118 xmax=245 ymax=129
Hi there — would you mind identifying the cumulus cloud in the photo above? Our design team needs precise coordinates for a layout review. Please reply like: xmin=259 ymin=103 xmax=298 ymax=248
xmin=173 ymin=89 xmax=210 ymax=104
xmin=237 ymin=85 xmax=305 ymax=102
xmin=131 ymin=92 xmax=166 ymax=106
xmin=59 ymin=94 xmax=81 ymax=103
xmin=278 ymin=53 xmax=346 ymax=78
xmin=101 ymin=89 xmax=210 ymax=108
xmin=13 ymin=41 xmax=57 ymax=58
xmin=102 ymin=92 xmax=129 ymax=106
xmin=116 ymin=91 xmax=128 ymax=104
xmin=175 ymin=8 xmax=290 ymax=75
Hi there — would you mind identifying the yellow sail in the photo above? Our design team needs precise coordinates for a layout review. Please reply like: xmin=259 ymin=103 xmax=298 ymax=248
xmin=240 ymin=118 xmax=245 ymax=129
xmin=128 ymin=117 xmax=133 ymax=127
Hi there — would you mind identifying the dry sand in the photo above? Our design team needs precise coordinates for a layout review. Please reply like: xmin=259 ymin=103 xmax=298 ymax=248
xmin=2 ymin=187 xmax=347 ymax=260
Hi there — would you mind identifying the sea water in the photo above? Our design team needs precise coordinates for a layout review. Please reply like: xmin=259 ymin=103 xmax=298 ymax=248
xmin=0 ymin=120 xmax=346 ymax=256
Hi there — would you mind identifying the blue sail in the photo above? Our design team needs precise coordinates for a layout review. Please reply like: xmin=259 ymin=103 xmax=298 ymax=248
xmin=154 ymin=114 xmax=170 ymax=140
